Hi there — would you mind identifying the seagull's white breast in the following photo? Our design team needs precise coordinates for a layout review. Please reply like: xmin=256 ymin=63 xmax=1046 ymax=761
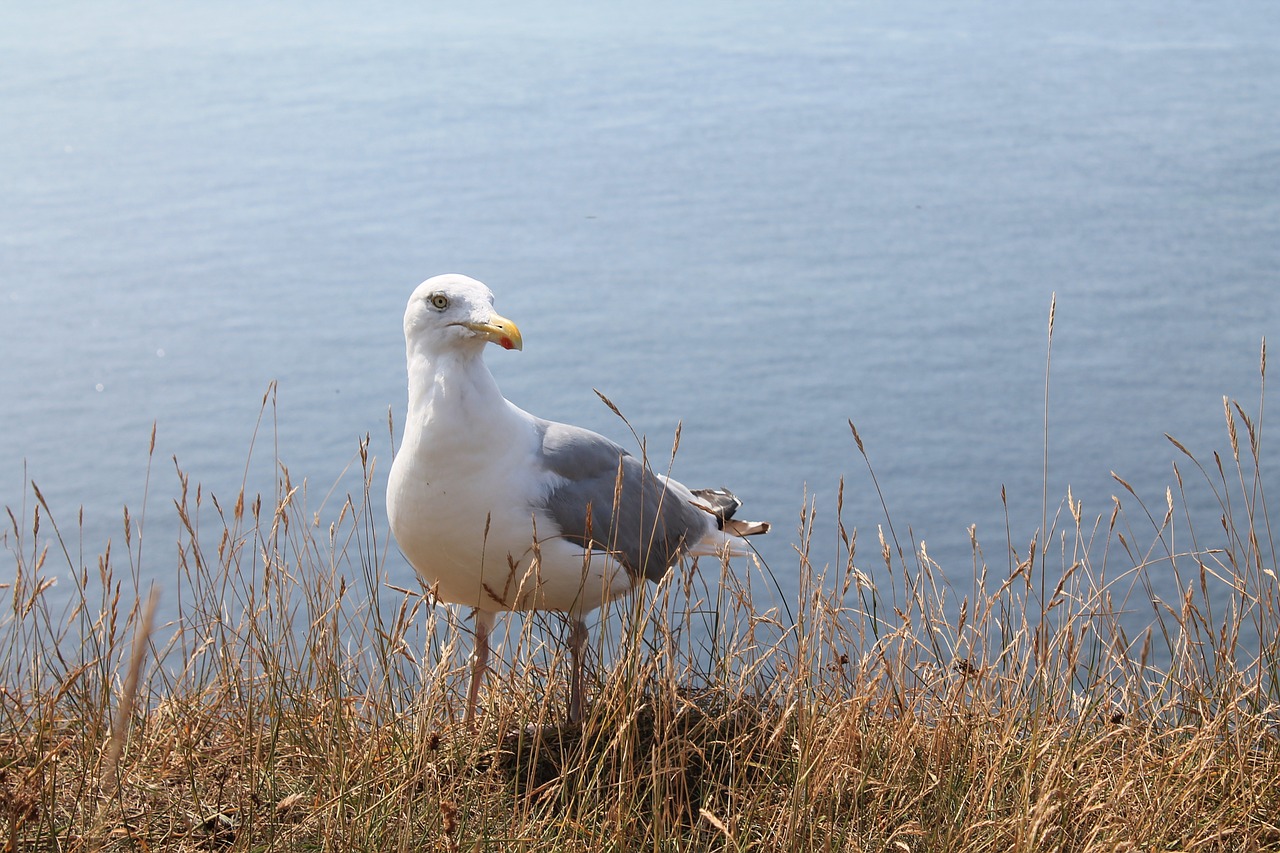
xmin=387 ymin=389 xmax=635 ymax=613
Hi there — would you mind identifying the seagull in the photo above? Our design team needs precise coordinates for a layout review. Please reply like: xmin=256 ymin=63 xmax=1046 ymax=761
xmin=386 ymin=274 xmax=769 ymax=724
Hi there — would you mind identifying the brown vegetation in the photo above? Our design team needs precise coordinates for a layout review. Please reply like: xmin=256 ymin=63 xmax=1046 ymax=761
xmin=2 ymin=357 xmax=1277 ymax=851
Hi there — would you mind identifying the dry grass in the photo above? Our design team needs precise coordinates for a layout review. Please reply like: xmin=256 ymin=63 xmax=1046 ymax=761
xmin=2 ymin=357 xmax=1278 ymax=852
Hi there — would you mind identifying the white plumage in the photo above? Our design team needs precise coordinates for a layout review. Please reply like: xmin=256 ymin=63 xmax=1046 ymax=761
xmin=387 ymin=274 xmax=768 ymax=723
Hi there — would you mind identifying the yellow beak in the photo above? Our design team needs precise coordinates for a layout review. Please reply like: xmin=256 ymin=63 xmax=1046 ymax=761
xmin=465 ymin=312 xmax=523 ymax=351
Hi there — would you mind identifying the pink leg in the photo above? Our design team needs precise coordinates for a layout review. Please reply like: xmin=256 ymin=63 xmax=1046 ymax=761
xmin=568 ymin=617 xmax=588 ymax=723
xmin=465 ymin=610 xmax=495 ymax=726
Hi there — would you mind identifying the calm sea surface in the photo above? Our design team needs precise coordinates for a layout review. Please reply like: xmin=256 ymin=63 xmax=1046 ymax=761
xmin=2 ymin=1 xmax=1277 ymax=644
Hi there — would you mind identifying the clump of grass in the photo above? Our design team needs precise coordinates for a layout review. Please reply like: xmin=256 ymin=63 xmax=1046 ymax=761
xmin=2 ymin=351 xmax=1278 ymax=852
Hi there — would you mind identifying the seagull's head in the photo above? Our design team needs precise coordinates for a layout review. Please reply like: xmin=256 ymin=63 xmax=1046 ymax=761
xmin=404 ymin=274 xmax=524 ymax=357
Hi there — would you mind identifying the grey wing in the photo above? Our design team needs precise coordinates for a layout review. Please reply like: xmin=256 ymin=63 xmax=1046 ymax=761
xmin=534 ymin=419 xmax=711 ymax=582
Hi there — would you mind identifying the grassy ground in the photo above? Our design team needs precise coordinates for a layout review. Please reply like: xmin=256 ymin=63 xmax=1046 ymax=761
xmin=2 ymin=372 xmax=1277 ymax=851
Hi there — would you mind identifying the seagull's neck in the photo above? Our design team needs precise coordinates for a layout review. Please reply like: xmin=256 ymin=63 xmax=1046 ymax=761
xmin=405 ymin=348 xmax=521 ymax=441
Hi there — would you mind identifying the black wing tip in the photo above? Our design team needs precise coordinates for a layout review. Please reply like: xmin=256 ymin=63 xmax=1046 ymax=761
xmin=690 ymin=487 xmax=768 ymax=536
xmin=690 ymin=487 xmax=742 ymax=523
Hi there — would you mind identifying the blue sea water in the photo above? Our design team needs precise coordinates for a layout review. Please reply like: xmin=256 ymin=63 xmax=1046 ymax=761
xmin=2 ymin=1 xmax=1277 ymax=646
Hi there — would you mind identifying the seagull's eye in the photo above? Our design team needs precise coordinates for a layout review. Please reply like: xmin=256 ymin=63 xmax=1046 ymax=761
xmin=428 ymin=293 xmax=450 ymax=311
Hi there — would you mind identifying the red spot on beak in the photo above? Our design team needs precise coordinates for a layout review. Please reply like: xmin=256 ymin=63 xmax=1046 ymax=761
xmin=500 ymin=337 xmax=515 ymax=350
